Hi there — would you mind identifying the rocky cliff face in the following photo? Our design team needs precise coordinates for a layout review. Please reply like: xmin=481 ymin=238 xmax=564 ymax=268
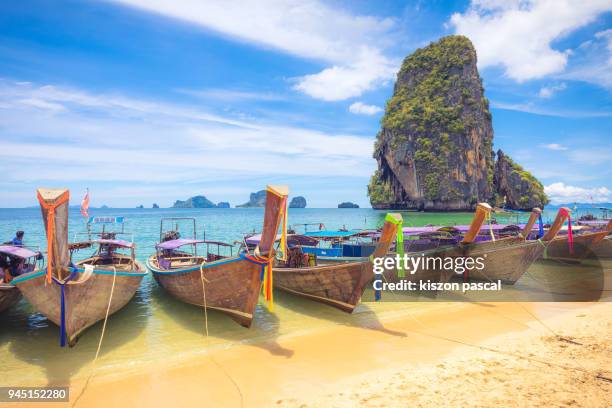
xmin=172 ymin=195 xmax=216 ymax=208
xmin=369 ymin=35 xmax=494 ymax=210
xmin=289 ymin=196 xmax=307 ymax=208
xmin=237 ymin=190 xmax=266 ymax=208
xmin=493 ymin=150 xmax=548 ymax=210
xmin=369 ymin=36 xmax=493 ymax=210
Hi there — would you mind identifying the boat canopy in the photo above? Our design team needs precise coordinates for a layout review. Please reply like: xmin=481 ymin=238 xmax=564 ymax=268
xmin=303 ymin=230 xmax=360 ymax=238
xmin=92 ymin=239 xmax=133 ymax=248
xmin=156 ymin=238 xmax=205 ymax=250
xmin=578 ymin=220 xmax=609 ymax=226
xmin=0 ymin=245 xmax=39 ymax=259
xmin=245 ymin=234 xmax=319 ymax=247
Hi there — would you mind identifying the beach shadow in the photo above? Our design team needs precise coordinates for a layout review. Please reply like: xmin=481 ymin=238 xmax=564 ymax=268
xmin=273 ymin=289 xmax=407 ymax=338
xmin=7 ymin=279 xmax=150 ymax=387
xmin=150 ymin=282 xmax=295 ymax=358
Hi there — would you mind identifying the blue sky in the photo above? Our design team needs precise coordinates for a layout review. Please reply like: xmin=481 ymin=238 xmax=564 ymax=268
xmin=0 ymin=0 xmax=610 ymax=207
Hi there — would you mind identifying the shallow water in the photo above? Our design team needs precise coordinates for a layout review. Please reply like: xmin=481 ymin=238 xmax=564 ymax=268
xmin=0 ymin=206 xmax=606 ymax=386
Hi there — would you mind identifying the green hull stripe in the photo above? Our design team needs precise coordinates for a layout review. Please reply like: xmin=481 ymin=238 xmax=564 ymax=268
xmin=11 ymin=267 xmax=145 ymax=284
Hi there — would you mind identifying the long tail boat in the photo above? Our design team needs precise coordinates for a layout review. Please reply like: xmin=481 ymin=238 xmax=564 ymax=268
xmin=12 ymin=189 xmax=146 ymax=346
xmin=542 ymin=219 xmax=612 ymax=260
xmin=0 ymin=245 xmax=44 ymax=312
xmin=437 ymin=204 xmax=569 ymax=284
xmin=147 ymin=185 xmax=288 ymax=327
xmin=271 ymin=213 xmax=402 ymax=313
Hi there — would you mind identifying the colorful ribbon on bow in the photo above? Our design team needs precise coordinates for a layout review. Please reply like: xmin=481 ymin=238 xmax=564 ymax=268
xmin=559 ymin=207 xmax=574 ymax=255
xmin=53 ymin=269 xmax=77 ymax=347
xmin=244 ymin=192 xmax=288 ymax=312
xmin=384 ymin=213 xmax=404 ymax=278
xmin=37 ymin=190 xmax=70 ymax=283
xmin=538 ymin=214 xmax=544 ymax=239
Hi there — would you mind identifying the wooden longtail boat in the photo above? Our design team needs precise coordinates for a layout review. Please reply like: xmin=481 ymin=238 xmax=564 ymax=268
xmin=272 ymin=213 xmax=402 ymax=313
xmin=437 ymin=205 xmax=569 ymax=284
xmin=12 ymin=189 xmax=146 ymax=346
xmin=542 ymin=219 xmax=612 ymax=260
xmin=0 ymin=245 xmax=44 ymax=312
xmin=147 ymin=185 xmax=288 ymax=327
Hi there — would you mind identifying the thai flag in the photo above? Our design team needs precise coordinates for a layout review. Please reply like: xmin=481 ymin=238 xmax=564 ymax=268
xmin=80 ymin=189 xmax=90 ymax=218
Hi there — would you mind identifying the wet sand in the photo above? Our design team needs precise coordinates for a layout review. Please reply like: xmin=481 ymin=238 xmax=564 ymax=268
xmin=38 ymin=301 xmax=610 ymax=408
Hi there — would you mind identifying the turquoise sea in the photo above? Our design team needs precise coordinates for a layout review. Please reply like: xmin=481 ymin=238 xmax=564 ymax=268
xmin=0 ymin=206 xmax=604 ymax=388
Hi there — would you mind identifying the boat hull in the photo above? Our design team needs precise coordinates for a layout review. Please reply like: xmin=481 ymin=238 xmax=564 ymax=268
xmin=0 ymin=284 xmax=21 ymax=313
xmin=543 ymin=231 xmax=610 ymax=260
xmin=447 ymin=237 xmax=545 ymax=284
xmin=273 ymin=261 xmax=373 ymax=313
xmin=148 ymin=255 xmax=263 ymax=327
xmin=12 ymin=263 xmax=145 ymax=346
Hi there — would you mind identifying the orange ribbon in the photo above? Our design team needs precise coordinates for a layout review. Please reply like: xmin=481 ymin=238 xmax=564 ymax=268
xmin=37 ymin=190 xmax=70 ymax=283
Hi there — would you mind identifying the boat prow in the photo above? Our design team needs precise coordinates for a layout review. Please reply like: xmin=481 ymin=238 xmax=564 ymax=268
xmin=273 ymin=213 xmax=402 ymax=312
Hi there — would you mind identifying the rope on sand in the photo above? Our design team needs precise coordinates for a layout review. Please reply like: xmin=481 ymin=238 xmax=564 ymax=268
xmin=199 ymin=261 xmax=245 ymax=408
xmin=72 ymin=266 xmax=117 ymax=407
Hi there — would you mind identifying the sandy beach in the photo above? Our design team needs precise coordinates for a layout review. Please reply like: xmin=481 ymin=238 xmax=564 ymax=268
xmin=37 ymin=300 xmax=607 ymax=408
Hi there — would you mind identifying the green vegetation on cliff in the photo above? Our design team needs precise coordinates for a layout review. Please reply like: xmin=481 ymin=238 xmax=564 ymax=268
xmin=375 ymin=35 xmax=494 ymax=203
xmin=367 ymin=170 xmax=395 ymax=207
xmin=495 ymin=151 xmax=549 ymax=209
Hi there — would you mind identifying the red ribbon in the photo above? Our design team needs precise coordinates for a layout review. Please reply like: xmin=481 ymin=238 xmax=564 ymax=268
xmin=559 ymin=208 xmax=574 ymax=255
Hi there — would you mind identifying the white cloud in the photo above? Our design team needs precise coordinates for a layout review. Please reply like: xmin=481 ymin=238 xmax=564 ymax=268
xmin=545 ymin=182 xmax=612 ymax=203
xmin=0 ymin=80 xmax=376 ymax=201
xmin=113 ymin=0 xmax=398 ymax=101
xmin=540 ymin=143 xmax=568 ymax=151
xmin=348 ymin=101 xmax=383 ymax=115
xmin=450 ymin=0 xmax=612 ymax=81
xmin=293 ymin=48 xmax=396 ymax=101
xmin=538 ymin=82 xmax=567 ymax=98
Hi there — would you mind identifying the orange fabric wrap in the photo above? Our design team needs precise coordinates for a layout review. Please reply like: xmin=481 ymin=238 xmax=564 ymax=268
xmin=37 ymin=190 xmax=70 ymax=283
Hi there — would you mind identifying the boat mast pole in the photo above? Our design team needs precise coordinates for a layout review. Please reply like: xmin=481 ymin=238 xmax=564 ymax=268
xmin=462 ymin=203 xmax=492 ymax=244
xmin=542 ymin=207 xmax=571 ymax=241
xmin=520 ymin=208 xmax=542 ymax=238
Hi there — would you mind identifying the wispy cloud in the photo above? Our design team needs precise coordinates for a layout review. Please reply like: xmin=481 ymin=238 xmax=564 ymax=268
xmin=348 ymin=101 xmax=383 ymax=116
xmin=545 ymin=182 xmax=612 ymax=204
xmin=538 ymin=83 xmax=567 ymax=98
xmin=450 ymin=0 xmax=612 ymax=81
xmin=176 ymin=88 xmax=286 ymax=102
xmin=0 ymin=79 xmax=376 ymax=205
xmin=557 ymin=28 xmax=612 ymax=89
xmin=568 ymin=148 xmax=612 ymax=165
xmin=540 ymin=143 xmax=568 ymax=151
xmin=490 ymin=100 xmax=612 ymax=118
xmin=113 ymin=0 xmax=399 ymax=101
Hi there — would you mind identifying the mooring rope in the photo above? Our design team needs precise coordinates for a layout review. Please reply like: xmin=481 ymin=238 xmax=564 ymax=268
xmin=72 ymin=266 xmax=117 ymax=407
xmin=199 ymin=260 xmax=245 ymax=408
xmin=373 ymin=251 xmax=607 ymax=382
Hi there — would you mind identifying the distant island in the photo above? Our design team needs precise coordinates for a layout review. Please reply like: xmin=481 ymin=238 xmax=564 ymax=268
xmin=152 ymin=203 xmax=159 ymax=208
xmin=289 ymin=196 xmax=307 ymax=208
xmin=172 ymin=195 xmax=229 ymax=208
xmin=338 ymin=202 xmax=359 ymax=208
xmin=136 ymin=204 xmax=144 ymax=208
xmin=237 ymin=190 xmax=266 ymax=208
